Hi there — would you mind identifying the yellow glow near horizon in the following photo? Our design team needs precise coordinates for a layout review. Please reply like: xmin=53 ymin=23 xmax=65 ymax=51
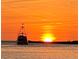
xmin=41 ymin=33 xmax=56 ymax=42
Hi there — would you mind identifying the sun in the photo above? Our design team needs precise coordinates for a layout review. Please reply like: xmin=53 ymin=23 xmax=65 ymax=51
xmin=41 ymin=33 xmax=56 ymax=42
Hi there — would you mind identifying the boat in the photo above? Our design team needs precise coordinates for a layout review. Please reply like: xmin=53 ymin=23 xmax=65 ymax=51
xmin=17 ymin=23 xmax=28 ymax=45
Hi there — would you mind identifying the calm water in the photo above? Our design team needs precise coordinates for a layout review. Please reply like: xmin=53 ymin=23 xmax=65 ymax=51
xmin=1 ymin=44 xmax=78 ymax=59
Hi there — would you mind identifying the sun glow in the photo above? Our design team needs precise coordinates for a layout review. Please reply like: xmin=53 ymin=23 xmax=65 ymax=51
xmin=41 ymin=33 xmax=56 ymax=42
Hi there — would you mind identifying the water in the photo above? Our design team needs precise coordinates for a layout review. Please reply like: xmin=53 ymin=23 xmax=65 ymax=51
xmin=1 ymin=44 xmax=78 ymax=59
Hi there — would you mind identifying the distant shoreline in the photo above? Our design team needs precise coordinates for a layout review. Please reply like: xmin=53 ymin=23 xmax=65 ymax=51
xmin=1 ymin=41 xmax=78 ymax=45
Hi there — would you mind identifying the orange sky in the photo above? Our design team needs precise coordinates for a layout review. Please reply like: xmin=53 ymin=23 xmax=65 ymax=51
xmin=2 ymin=0 xmax=78 ymax=41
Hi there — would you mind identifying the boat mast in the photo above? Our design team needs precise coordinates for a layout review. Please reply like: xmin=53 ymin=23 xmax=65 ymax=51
xmin=19 ymin=23 xmax=26 ymax=36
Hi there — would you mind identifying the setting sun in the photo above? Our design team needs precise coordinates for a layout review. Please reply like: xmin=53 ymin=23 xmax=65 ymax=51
xmin=41 ymin=33 xmax=56 ymax=42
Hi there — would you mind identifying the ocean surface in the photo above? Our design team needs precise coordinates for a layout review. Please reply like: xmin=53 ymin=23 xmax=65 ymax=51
xmin=1 ymin=43 xmax=78 ymax=59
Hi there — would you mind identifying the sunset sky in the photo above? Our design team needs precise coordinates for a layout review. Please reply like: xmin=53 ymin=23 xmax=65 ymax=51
xmin=2 ymin=0 xmax=78 ymax=41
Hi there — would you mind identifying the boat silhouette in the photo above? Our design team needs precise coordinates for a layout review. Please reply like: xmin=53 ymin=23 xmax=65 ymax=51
xmin=17 ymin=23 xmax=28 ymax=45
